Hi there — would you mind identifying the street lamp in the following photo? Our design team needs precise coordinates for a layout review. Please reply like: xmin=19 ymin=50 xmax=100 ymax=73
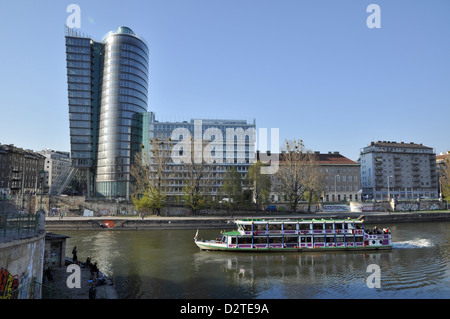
xmin=39 ymin=169 xmax=45 ymax=211
xmin=387 ymin=175 xmax=393 ymax=200
xmin=335 ymin=175 xmax=340 ymax=202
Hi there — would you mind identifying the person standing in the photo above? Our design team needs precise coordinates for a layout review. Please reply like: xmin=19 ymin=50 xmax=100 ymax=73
xmin=72 ymin=246 xmax=78 ymax=263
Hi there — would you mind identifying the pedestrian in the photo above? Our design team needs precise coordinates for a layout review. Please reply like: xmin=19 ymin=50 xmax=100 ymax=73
xmin=72 ymin=246 xmax=78 ymax=263
xmin=88 ymin=280 xmax=97 ymax=299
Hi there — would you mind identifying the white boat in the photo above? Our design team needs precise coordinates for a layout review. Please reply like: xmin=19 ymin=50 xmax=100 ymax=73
xmin=194 ymin=218 xmax=392 ymax=252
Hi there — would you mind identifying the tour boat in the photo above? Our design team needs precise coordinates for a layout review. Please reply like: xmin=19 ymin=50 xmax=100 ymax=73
xmin=194 ymin=218 xmax=392 ymax=252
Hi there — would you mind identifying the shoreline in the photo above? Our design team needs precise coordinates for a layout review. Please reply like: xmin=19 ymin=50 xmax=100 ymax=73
xmin=45 ymin=210 xmax=450 ymax=231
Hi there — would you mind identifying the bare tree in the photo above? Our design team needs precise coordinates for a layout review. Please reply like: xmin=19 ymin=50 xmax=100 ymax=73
xmin=181 ymin=138 xmax=214 ymax=215
xmin=130 ymin=138 xmax=173 ymax=216
xmin=274 ymin=139 xmax=319 ymax=213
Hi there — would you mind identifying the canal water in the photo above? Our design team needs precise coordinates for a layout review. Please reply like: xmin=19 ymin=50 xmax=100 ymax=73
xmin=63 ymin=221 xmax=449 ymax=299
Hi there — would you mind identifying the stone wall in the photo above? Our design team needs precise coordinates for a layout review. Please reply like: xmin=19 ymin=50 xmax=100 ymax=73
xmin=0 ymin=234 xmax=45 ymax=299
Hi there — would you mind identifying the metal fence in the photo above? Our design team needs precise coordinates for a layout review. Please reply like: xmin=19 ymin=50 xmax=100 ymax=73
xmin=0 ymin=281 xmax=72 ymax=299
xmin=0 ymin=212 xmax=43 ymax=242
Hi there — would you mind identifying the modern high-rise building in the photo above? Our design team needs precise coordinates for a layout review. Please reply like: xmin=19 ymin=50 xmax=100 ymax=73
xmin=62 ymin=26 xmax=149 ymax=199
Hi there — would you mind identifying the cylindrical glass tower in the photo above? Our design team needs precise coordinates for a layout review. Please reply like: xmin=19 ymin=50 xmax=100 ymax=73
xmin=96 ymin=26 xmax=149 ymax=198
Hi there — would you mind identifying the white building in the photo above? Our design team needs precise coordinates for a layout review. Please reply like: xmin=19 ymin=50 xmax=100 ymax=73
xmin=141 ymin=112 xmax=257 ymax=201
xmin=359 ymin=141 xmax=438 ymax=200
xmin=37 ymin=149 xmax=70 ymax=193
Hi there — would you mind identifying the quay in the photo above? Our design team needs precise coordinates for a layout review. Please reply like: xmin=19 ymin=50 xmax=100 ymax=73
xmin=45 ymin=211 xmax=450 ymax=231
xmin=44 ymin=259 xmax=118 ymax=299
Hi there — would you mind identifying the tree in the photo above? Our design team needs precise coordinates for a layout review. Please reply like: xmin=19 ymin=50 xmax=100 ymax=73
xmin=303 ymin=157 xmax=325 ymax=213
xmin=439 ymin=157 xmax=450 ymax=203
xmin=246 ymin=161 xmax=271 ymax=211
xmin=274 ymin=139 xmax=318 ymax=213
xmin=220 ymin=166 xmax=243 ymax=214
xmin=130 ymin=137 xmax=173 ymax=216
xmin=181 ymin=138 xmax=213 ymax=215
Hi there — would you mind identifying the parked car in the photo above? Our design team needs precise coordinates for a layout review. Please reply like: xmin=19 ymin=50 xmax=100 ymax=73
xmin=265 ymin=205 xmax=277 ymax=211
xmin=219 ymin=198 xmax=233 ymax=204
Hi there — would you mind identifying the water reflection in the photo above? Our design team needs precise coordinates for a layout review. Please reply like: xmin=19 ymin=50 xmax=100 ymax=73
xmin=63 ymin=221 xmax=450 ymax=299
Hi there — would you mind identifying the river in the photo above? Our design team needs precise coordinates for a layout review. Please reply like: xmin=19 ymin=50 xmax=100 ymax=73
xmin=62 ymin=221 xmax=449 ymax=299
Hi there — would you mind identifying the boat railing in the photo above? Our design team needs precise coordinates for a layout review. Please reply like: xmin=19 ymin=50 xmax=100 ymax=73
xmin=238 ymin=228 xmax=365 ymax=236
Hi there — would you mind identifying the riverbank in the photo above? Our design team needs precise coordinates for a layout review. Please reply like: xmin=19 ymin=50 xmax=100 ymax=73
xmin=45 ymin=210 xmax=450 ymax=231
xmin=43 ymin=258 xmax=118 ymax=299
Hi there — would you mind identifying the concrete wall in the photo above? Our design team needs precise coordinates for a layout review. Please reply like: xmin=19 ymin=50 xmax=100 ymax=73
xmin=0 ymin=234 xmax=45 ymax=299
xmin=39 ymin=195 xmax=445 ymax=218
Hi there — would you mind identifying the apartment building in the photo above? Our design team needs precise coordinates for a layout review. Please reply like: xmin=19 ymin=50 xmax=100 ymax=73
xmin=37 ymin=149 xmax=70 ymax=193
xmin=0 ymin=144 xmax=45 ymax=196
xmin=360 ymin=141 xmax=438 ymax=200
xmin=315 ymin=152 xmax=361 ymax=202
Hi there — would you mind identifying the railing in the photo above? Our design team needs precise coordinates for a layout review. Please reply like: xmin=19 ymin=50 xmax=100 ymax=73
xmin=0 ymin=281 xmax=72 ymax=299
xmin=0 ymin=212 xmax=43 ymax=242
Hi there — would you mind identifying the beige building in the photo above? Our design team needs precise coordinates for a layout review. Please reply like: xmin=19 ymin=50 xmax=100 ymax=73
xmin=360 ymin=141 xmax=438 ymax=200
xmin=315 ymin=152 xmax=361 ymax=202
xmin=269 ymin=151 xmax=361 ymax=203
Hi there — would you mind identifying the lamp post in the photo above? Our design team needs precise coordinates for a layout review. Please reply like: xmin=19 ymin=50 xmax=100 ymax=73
xmin=387 ymin=175 xmax=393 ymax=200
xmin=39 ymin=169 xmax=45 ymax=211
xmin=335 ymin=174 xmax=340 ymax=202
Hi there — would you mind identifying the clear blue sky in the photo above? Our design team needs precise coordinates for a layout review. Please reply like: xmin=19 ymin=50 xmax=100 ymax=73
xmin=0 ymin=0 xmax=449 ymax=161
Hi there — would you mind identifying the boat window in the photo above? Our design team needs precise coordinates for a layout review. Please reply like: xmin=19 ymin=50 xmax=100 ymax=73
xmin=240 ymin=237 xmax=252 ymax=244
xmin=298 ymin=224 xmax=310 ymax=230
xmin=242 ymin=225 xmax=252 ymax=231
xmin=325 ymin=223 xmax=334 ymax=230
xmin=268 ymin=237 xmax=283 ymax=244
xmin=336 ymin=236 xmax=345 ymax=242
xmin=285 ymin=236 xmax=298 ymax=243
xmin=231 ymin=237 xmax=237 ymax=244
xmin=283 ymin=223 xmax=296 ymax=230
xmin=313 ymin=223 xmax=324 ymax=230
xmin=314 ymin=236 xmax=325 ymax=243
xmin=268 ymin=224 xmax=281 ymax=230
xmin=342 ymin=223 xmax=348 ymax=229
xmin=326 ymin=236 xmax=335 ymax=243
xmin=253 ymin=237 xmax=266 ymax=244
xmin=355 ymin=236 xmax=364 ymax=242
xmin=345 ymin=236 xmax=354 ymax=242
xmin=256 ymin=224 xmax=266 ymax=231
xmin=300 ymin=236 xmax=312 ymax=243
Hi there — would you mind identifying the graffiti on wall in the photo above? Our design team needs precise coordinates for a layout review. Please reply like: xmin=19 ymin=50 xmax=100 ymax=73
xmin=0 ymin=267 xmax=19 ymax=299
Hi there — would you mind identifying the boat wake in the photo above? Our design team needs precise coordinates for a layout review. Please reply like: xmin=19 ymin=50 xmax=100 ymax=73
xmin=392 ymin=239 xmax=433 ymax=249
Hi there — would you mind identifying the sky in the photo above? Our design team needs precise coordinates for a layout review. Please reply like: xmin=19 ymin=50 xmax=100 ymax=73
xmin=0 ymin=0 xmax=449 ymax=161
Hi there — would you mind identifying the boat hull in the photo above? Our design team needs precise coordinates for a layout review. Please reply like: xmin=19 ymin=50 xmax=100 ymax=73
xmin=195 ymin=240 xmax=392 ymax=252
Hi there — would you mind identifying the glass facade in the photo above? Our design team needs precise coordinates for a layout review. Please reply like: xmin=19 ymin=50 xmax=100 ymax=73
xmin=65 ymin=27 xmax=149 ymax=198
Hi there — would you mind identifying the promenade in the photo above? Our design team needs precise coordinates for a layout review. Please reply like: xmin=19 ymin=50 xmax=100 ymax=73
xmin=45 ymin=210 xmax=450 ymax=231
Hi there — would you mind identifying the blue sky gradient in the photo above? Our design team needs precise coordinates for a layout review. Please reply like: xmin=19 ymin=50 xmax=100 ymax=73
xmin=0 ymin=0 xmax=449 ymax=160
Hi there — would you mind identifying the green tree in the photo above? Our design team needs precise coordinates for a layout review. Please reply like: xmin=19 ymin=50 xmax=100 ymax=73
xmin=246 ymin=161 xmax=271 ymax=211
xmin=130 ymin=137 xmax=173 ymax=216
xmin=220 ymin=166 xmax=243 ymax=213
xmin=440 ymin=157 xmax=450 ymax=203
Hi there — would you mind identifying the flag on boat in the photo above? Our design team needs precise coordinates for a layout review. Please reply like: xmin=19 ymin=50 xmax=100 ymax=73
xmin=194 ymin=229 xmax=199 ymax=241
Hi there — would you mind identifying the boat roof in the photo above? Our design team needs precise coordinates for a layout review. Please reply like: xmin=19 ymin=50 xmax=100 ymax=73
xmin=235 ymin=218 xmax=363 ymax=224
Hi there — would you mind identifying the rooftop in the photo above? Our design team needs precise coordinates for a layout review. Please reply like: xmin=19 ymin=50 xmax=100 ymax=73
xmin=368 ymin=141 xmax=433 ymax=149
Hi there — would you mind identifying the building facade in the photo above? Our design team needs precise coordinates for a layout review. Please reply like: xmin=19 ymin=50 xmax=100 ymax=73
xmin=0 ymin=144 xmax=45 ymax=196
xmin=360 ymin=141 xmax=438 ymax=200
xmin=269 ymin=151 xmax=361 ymax=203
xmin=65 ymin=26 xmax=149 ymax=199
xmin=143 ymin=113 xmax=257 ymax=201
xmin=37 ymin=149 xmax=70 ymax=193
xmin=315 ymin=152 xmax=361 ymax=202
